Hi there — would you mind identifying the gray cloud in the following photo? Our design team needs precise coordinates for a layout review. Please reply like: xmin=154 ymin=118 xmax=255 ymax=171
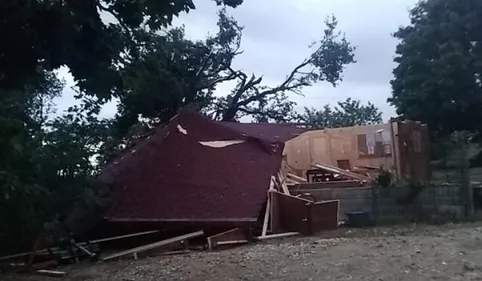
xmin=55 ymin=0 xmax=418 ymax=122
xmin=176 ymin=0 xmax=419 ymax=120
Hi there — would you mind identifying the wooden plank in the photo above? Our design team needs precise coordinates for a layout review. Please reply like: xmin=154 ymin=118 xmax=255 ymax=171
xmin=216 ymin=240 xmax=248 ymax=246
xmin=106 ymin=218 xmax=257 ymax=222
xmin=101 ymin=230 xmax=204 ymax=261
xmin=290 ymin=180 xmax=365 ymax=190
xmin=285 ymin=178 xmax=299 ymax=185
xmin=287 ymin=173 xmax=308 ymax=183
xmin=261 ymin=195 xmax=271 ymax=237
xmin=278 ymin=172 xmax=290 ymax=195
xmin=269 ymin=176 xmax=276 ymax=191
xmin=157 ymin=250 xmax=190 ymax=256
xmin=90 ymin=230 xmax=159 ymax=243
xmin=272 ymin=190 xmax=312 ymax=203
xmin=36 ymin=269 xmax=66 ymax=277
xmin=312 ymin=163 xmax=370 ymax=181
xmin=0 ymin=231 xmax=159 ymax=262
xmin=70 ymin=240 xmax=95 ymax=258
xmin=207 ymin=228 xmax=247 ymax=250
xmin=255 ymin=232 xmax=300 ymax=241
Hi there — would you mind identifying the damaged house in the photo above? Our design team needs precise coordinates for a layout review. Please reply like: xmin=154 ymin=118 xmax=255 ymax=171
xmin=98 ymin=110 xmax=336 ymax=239
xmin=283 ymin=118 xmax=431 ymax=182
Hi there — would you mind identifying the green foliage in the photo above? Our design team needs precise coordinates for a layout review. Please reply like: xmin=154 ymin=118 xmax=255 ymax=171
xmin=112 ymin=14 xmax=355 ymax=126
xmin=373 ymin=169 xmax=393 ymax=189
xmin=0 ymin=1 xmax=244 ymax=253
xmin=395 ymin=181 xmax=426 ymax=205
xmin=0 ymin=0 xmax=356 ymax=253
xmin=115 ymin=9 xmax=243 ymax=133
xmin=0 ymin=71 xmax=108 ymax=253
xmin=300 ymin=98 xmax=382 ymax=129
xmin=0 ymin=0 xmax=242 ymax=97
xmin=389 ymin=0 xmax=482 ymax=136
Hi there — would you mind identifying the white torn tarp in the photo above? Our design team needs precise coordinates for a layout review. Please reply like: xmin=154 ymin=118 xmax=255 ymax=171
xmin=177 ymin=124 xmax=187 ymax=135
xmin=199 ymin=140 xmax=245 ymax=148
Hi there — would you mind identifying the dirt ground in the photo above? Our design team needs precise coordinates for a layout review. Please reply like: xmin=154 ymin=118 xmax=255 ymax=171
xmin=6 ymin=223 xmax=482 ymax=281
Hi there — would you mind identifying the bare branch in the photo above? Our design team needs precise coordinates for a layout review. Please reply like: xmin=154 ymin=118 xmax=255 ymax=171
xmin=234 ymin=58 xmax=312 ymax=108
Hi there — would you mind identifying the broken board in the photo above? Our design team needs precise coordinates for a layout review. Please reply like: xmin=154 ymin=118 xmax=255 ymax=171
xmin=207 ymin=228 xmax=248 ymax=250
xmin=102 ymin=230 xmax=204 ymax=261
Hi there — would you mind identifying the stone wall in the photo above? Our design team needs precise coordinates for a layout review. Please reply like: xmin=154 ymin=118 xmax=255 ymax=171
xmin=290 ymin=184 xmax=469 ymax=224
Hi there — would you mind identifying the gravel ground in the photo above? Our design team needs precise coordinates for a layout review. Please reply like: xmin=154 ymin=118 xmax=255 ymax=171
xmin=6 ymin=223 xmax=482 ymax=281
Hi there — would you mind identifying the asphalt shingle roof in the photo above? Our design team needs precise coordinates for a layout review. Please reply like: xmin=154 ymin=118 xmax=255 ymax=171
xmin=101 ymin=111 xmax=304 ymax=223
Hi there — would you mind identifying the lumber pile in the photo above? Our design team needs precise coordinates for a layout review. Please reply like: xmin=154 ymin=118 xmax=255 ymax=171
xmin=311 ymin=163 xmax=371 ymax=182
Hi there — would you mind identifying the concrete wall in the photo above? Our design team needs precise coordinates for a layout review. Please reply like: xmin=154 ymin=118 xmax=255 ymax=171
xmin=291 ymin=184 xmax=468 ymax=224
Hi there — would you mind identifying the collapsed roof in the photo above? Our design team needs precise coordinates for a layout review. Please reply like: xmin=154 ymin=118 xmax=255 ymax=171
xmin=100 ymin=110 xmax=306 ymax=224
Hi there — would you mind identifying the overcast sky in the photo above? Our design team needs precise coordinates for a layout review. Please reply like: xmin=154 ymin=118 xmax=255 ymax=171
xmin=55 ymin=0 xmax=418 ymax=121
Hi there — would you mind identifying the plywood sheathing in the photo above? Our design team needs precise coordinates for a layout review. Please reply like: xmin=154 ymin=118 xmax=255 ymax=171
xmin=283 ymin=123 xmax=394 ymax=175
xmin=284 ymin=120 xmax=431 ymax=181
xmin=392 ymin=119 xmax=431 ymax=182
xmin=272 ymin=191 xmax=339 ymax=235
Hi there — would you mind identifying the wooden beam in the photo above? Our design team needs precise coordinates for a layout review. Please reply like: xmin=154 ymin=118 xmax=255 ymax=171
xmin=216 ymin=240 xmax=248 ymax=246
xmin=0 ymin=231 xmax=161 ymax=263
xmin=70 ymin=240 xmax=95 ymax=259
xmin=261 ymin=196 xmax=271 ymax=237
xmin=311 ymin=163 xmax=370 ymax=181
xmin=106 ymin=217 xmax=257 ymax=222
xmin=207 ymin=228 xmax=247 ymax=250
xmin=101 ymin=230 xmax=204 ymax=261
xmin=36 ymin=270 xmax=66 ymax=277
xmin=287 ymin=173 xmax=308 ymax=183
xmin=277 ymin=172 xmax=290 ymax=195
xmin=90 ymin=230 xmax=159 ymax=243
xmin=157 ymin=250 xmax=190 ymax=256
xmin=290 ymin=180 xmax=366 ymax=190
xmin=272 ymin=190 xmax=313 ymax=203
xmin=255 ymin=232 xmax=300 ymax=241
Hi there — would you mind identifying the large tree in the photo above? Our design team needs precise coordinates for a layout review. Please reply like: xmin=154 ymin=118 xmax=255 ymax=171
xmin=215 ymin=16 xmax=356 ymax=122
xmin=0 ymin=71 xmax=110 ymax=253
xmin=1 ymin=0 xmax=247 ymax=252
xmin=0 ymin=0 xmax=242 ymax=96
xmin=114 ymin=9 xmax=243 ymax=135
xmin=389 ymin=0 xmax=482 ymax=136
xmin=112 ymin=14 xmax=355 ymax=131
xmin=300 ymin=98 xmax=383 ymax=129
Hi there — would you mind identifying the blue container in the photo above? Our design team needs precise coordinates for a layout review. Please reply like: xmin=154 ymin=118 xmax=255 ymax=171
xmin=345 ymin=211 xmax=371 ymax=227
